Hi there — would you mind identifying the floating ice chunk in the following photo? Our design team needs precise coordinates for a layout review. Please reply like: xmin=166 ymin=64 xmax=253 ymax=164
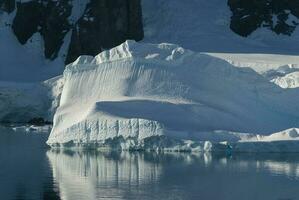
xmin=47 ymin=41 xmax=299 ymax=150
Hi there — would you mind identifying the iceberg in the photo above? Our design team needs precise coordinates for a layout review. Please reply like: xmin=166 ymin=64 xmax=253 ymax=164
xmin=47 ymin=41 xmax=299 ymax=151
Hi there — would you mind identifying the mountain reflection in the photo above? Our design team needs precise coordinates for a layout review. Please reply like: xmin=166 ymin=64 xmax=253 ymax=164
xmin=46 ymin=151 xmax=299 ymax=200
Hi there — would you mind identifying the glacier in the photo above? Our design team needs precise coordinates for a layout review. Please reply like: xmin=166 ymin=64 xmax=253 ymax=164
xmin=46 ymin=41 xmax=299 ymax=151
xmin=0 ymin=75 xmax=64 ymax=123
xmin=0 ymin=81 xmax=49 ymax=123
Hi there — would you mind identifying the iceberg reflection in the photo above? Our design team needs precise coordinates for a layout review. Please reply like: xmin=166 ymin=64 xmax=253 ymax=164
xmin=47 ymin=151 xmax=299 ymax=200
xmin=47 ymin=150 xmax=163 ymax=200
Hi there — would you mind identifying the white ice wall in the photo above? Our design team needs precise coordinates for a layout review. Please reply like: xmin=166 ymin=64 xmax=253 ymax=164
xmin=47 ymin=41 xmax=299 ymax=149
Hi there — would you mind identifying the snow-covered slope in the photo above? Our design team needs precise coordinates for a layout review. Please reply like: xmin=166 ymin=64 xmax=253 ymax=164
xmin=0 ymin=0 xmax=143 ymax=82
xmin=142 ymin=0 xmax=299 ymax=54
xmin=2 ymin=0 xmax=299 ymax=82
xmin=47 ymin=41 xmax=299 ymax=150
xmin=0 ymin=12 xmax=65 ymax=82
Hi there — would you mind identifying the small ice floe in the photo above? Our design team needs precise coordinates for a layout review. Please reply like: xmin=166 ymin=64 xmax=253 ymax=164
xmin=12 ymin=125 xmax=52 ymax=133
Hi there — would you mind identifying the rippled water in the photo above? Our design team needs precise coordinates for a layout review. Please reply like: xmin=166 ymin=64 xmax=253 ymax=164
xmin=1 ymin=127 xmax=299 ymax=200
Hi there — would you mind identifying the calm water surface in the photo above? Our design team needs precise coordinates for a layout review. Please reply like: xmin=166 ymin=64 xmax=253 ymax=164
xmin=1 ymin=126 xmax=299 ymax=200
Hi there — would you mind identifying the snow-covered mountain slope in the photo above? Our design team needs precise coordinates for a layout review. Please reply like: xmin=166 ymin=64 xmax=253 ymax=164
xmin=47 ymin=41 xmax=299 ymax=150
xmin=0 ymin=12 xmax=65 ymax=82
xmin=2 ymin=0 xmax=299 ymax=82
xmin=142 ymin=0 xmax=299 ymax=54
xmin=0 ymin=0 xmax=143 ymax=82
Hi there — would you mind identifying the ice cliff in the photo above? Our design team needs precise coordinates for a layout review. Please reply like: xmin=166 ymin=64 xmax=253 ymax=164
xmin=47 ymin=41 xmax=299 ymax=150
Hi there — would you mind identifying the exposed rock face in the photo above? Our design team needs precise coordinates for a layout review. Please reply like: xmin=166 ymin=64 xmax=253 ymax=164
xmin=2 ymin=0 xmax=298 ymax=64
xmin=228 ymin=0 xmax=299 ymax=37
xmin=12 ymin=0 xmax=72 ymax=60
xmin=0 ymin=0 xmax=15 ymax=13
xmin=66 ymin=0 xmax=144 ymax=63
xmin=1 ymin=0 xmax=143 ymax=64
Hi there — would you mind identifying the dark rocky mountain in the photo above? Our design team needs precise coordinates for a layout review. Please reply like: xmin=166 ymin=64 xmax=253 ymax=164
xmin=0 ymin=0 xmax=143 ymax=64
xmin=1 ymin=0 xmax=299 ymax=65
xmin=0 ymin=0 xmax=15 ymax=13
xmin=66 ymin=0 xmax=143 ymax=63
xmin=228 ymin=0 xmax=299 ymax=37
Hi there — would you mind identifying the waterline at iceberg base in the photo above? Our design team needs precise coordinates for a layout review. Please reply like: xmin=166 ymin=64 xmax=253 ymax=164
xmin=47 ymin=41 xmax=299 ymax=152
